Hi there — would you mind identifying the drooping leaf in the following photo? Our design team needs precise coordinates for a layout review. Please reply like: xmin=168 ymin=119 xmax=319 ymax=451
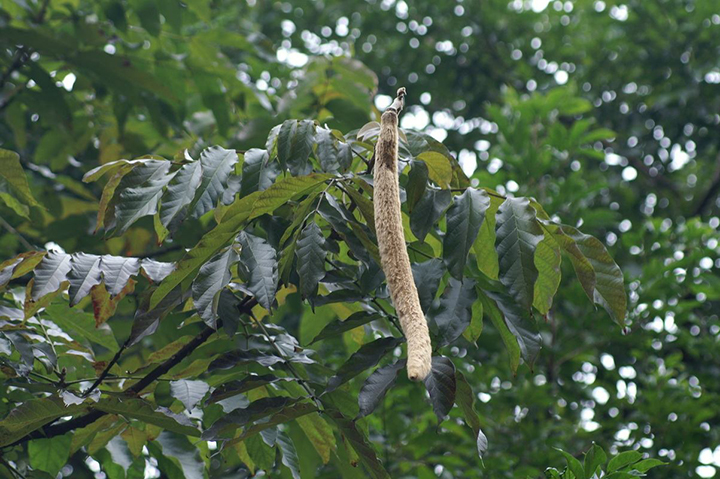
xmin=156 ymin=431 xmax=205 ymax=479
xmin=129 ymin=286 xmax=189 ymax=347
xmin=431 ymin=277 xmax=477 ymax=346
xmin=226 ymin=402 xmax=318 ymax=447
xmin=484 ymin=290 xmax=542 ymax=369
xmin=539 ymin=220 xmax=596 ymax=302
xmin=121 ymin=426 xmax=147 ymax=458
xmin=203 ymin=397 xmax=299 ymax=439
xmin=357 ymin=359 xmax=406 ymax=418
xmin=295 ymin=222 xmax=326 ymax=299
xmin=463 ymin=298 xmax=484 ymax=344
xmin=532 ymin=236 xmax=562 ymax=315
xmin=28 ymin=434 xmax=72 ymax=477
xmin=410 ymin=188 xmax=452 ymax=242
xmin=237 ymin=232 xmax=278 ymax=311
xmin=417 ymin=151 xmax=452 ymax=188
xmin=112 ymin=160 xmax=173 ymax=234
xmin=473 ymin=192 xmax=502 ymax=279
xmin=455 ymin=371 xmax=488 ymax=459
xmin=190 ymin=146 xmax=239 ymax=218
xmin=444 ymin=188 xmax=490 ymax=279
xmin=90 ymin=279 xmax=136 ymax=326
xmin=405 ymin=161 xmax=429 ymax=215
xmin=277 ymin=430 xmax=302 ymax=479
xmin=140 ymin=259 xmax=175 ymax=283
xmin=288 ymin=119 xmax=315 ymax=176
xmin=296 ymin=413 xmax=336 ymax=464
xmin=565 ymin=225 xmax=627 ymax=325
xmin=67 ymin=253 xmax=103 ymax=306
xmin=241 ymin=148 xmax=278 ymax=196
xmin=31 ymin=251 xmax=71 ymax=301
xmin=158 ymin=159 xmax=203 ymax=238
xmin=207 ymin=375 xmax=295 ymax=404
xmin=411 ymin=258 xmax=445 ymax=314
xmin=150 ymin=174 xmax=330 ymax=309
xmin=192 ymin=247 xmax=239 ymax=328
xmin=326 ymin=337 xmax=403 ymax=392
xmin=495 ymin=197 xmax=544 ymax=311
xmin=278 ymin=119 xmax=298 ymax=168
xmin=326 ymin=408 xmax=390 ymax=479
xmin=423 ymin=356 xmax=456 ymax=423
xmin=169 ymin=380 xmax=210 ymax=411
xmin=99 ymin=255 xmax=141 ymax=296
xmin=479 ymin=292 xmax=520 ymax=372
xmin=0 ymin=148 xmax=40 ymax=207
xmin=607 ymin=450 xmax=643 ymax=473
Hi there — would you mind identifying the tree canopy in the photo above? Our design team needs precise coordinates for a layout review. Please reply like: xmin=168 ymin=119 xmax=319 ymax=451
xmin=0 ymin=1 xmax=717 ymax=478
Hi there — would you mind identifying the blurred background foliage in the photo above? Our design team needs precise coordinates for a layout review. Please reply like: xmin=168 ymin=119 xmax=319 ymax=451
xmin=0 ymin=0 xmax=719 ymax=478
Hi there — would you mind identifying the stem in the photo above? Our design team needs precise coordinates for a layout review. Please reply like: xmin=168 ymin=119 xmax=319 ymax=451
xmin=82 ymin=343 xmax=127 ymax=397
xmin=0 ymin=216 xmax=34 ymax=251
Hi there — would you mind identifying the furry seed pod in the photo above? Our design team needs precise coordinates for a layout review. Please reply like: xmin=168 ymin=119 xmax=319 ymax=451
xmin=373 ymin=87 xmax=433 ymax=381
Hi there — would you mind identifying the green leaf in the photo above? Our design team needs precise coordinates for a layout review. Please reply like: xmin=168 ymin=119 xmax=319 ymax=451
xmin=278 ymin=120 xmax=299 ymax=168
xmin=584 ymin=443 xmax=607 ymax=479
xmin=150 ymin=174 xmax=329 ymax=309
xmin=455 ymin=371 xmax=488 ymax=459
xmin=192 ymin=247 xmax=239 ymax=328
xmin=99 ymin=255 xmax=141 ymax=296
xmin=473 ymin=192 xmax=502 ymax=279
xmin=67 ymin=253 xmax=103 ymax=306
xmin=227 ymin=402 xmax=318 ymax=446
xmin=45 ymin=303 xmax=119 ymax=352
xmin=296 ymin=413 xmax=336 ymax=464
xmin=310 ymin=311 xmax=382 ymax=344
xmin=423 ymin=356 xmax=456 ymax=423
xmin=94 ymin=398 xmax=200 ymax=436
xmin=417 ymin=151 xmax=452 ymax=188
xmin=327 ymin=337 xmax=403 ymax=392
xmin=0 ymin=148 xmax=40 ymax=207
xmin=495 ymin=197 xmax=544 ymax=311
xmin=480 ymin=293 xmax=520 ymax=373
xmin=31 ymin=251 xmax=71 ymax=301
xmin=463 ymin=298 xmax=484 ymax=343
xmin=411 ymin=258 xmax=445 ymax=314
xmin=169 ymin=380 xmax=210 ymax=411
xmin=444 ymin=188 xmax=490 ymax=279
xmin=0 ymin=397 xmax=86 ymax=447
xmin=631 ymin=458 xmax=667 ymax=473
xmin=607 ymin=451 xmax=643 ymax=473
xmin=431 ymin=277 xmax=478 ymax=346
xmin=190 ymin=146 xmax=239 ymax=218
xmin=241 ymin=148 xmax=279 ymax=196
xmin=156 ymin=431 xmax=205 ymax=479
xmin=277 ymin=430 xmax=302 ymax=479
xmin=113 ymin=161 xmax=173 ymax=234
xmin=246 ymin=434 xmax=275 ymax=471
xmin=158 ymin=159 xmax=203 ymax=239
xmin=533 ymin=236 xmax=562 ymax=315
xmin=296 ymin=222 xmax=327 ymax=299
xmin=539 ymin=220 xmax=596 ymax=302
xmin=316 ymin=127 xmax=342 ymax=173
xmin=557 ymin=449 xmax=585 ymax=479
xmin=564 ymin=225 xmax=627 ymax=325
xmin=326 ymin=408 xmax=390 ymax=479
xmin=28 ymin=434 xmax=72 ymax=477
xmin=405 ymin=160 xmax=429 ymax=212
xmin=203 ymin=397 xmax=299 ymax=440
xmin=208 ymin=375 xmax=295 ymax=404
xmin=357 ymin=359 xmax=406 ymax=418
xmin=237 ymin=232 xmax=278 ymax=311
xmin=485 ymin=290 xmax=542 ymax=369
xmin=410 ymin=188 xmax=452 ymax=242
xmin=121 ymin=426 xmax=147 ymax=458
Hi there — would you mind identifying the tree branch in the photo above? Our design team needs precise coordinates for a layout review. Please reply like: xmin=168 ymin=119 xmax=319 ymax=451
xmin=7 ymin=296 xmax=258 ymax=447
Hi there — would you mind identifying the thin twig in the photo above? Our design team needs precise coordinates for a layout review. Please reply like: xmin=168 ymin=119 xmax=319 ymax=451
xmin=0 ymin=216 xmax=34 ymax=251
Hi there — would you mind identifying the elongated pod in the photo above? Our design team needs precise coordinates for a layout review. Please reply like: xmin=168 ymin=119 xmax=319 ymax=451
xmin=373 ymin=87 xmax=432 ymax=381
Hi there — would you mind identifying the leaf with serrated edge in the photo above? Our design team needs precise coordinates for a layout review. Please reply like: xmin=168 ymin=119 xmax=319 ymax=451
xmin=190 ymin=146 xmax=239 ymax=218
xmin=533 ymin=236 xmax=562 ymax=315
xmin=31 ymin=251 xmax=71 ymax=301
xmin=432 ymin=277 xmax=477 ymax=346
xmin=169 ymin=380 xmax=210 ymax=411
xmin=237 ymin=232 xmax=278 ymax=311
xmin=295 ymin=222 xmax=326 ymax=298
xmin=495 ymin=197 xmax=544 ymax=311
xmin=444 ymin=188 xmax=490 ymax=279
xmin=68 ymin=253 xmax=103 ymax=306
xmin=423 ymin=356 xmax=456 ymax=423
xmin=357 ymin=360 xmax=406 ymax=418
xmin=149 ymin=174 xmax=330 ymax=309
xmin=192 ymin=247 xmax=238 ymax=328
xmin=159 ymin=159 xmax=202 ymax=237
